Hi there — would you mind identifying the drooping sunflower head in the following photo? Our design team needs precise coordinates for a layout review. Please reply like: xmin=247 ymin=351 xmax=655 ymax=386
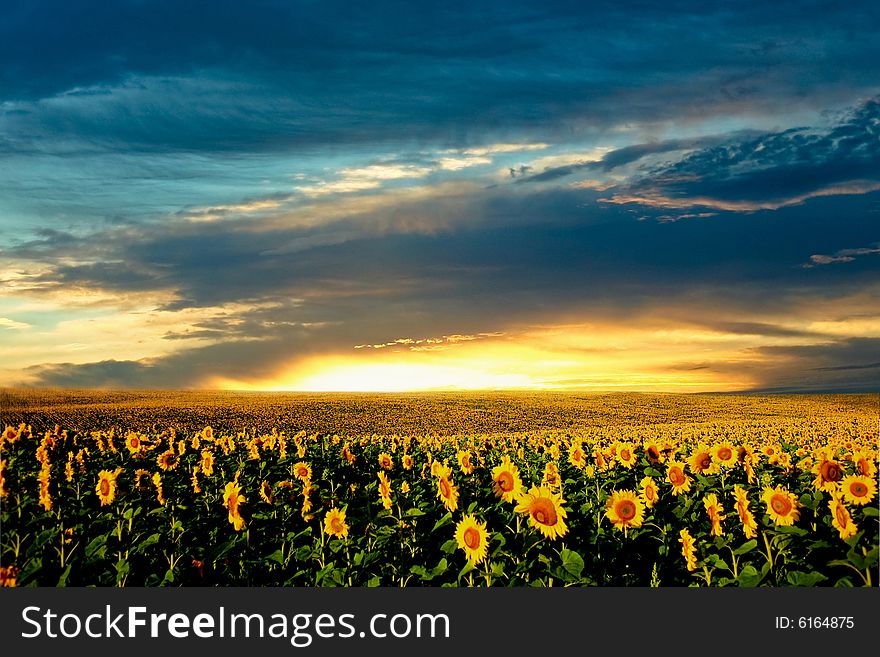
xmin=377 ymin=471 xmax=392 ymax=499
xmin=839 ymin=474 xmax=877 ymax=506
xmin=605 ymin=489 xmax=645 ymax=532
xmin=260 ymin=480 xmax=273 ymax=505
xmin=323 ymin=507 xmax=350 ymax=539
xmin=223 ymin=479 xmax=246 ymax=530
xmin=454 ymin=514 xmax=490 ymax=565
xmin=514 ymin=485 xmax=568 ymax=540
xmin=761 ymin=485 xmax=800 ymax=526
xmin=491 ymin=456 xmax=522 ymax=503
xmin=157 ymin=449 xmax=179 ymax=471
xmin=812 ymin=458 xmax=844 ymax=492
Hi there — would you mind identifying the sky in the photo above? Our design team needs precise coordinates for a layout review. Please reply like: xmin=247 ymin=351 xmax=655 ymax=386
xmin=1 ymin=0 xmax=879 ymax=392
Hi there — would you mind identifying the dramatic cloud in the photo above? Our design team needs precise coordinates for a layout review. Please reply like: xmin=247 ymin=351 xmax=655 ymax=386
xmin=2 ymin=1 xmax=879 ymax=391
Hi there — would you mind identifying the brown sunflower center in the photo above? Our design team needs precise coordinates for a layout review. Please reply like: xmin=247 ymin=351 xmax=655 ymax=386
xmin=770 ymin=494 xmax=791 ymax=515
xmin=645 ymin=486 xmax=656 ymax=501
xmin=718 ymin=448 xmax=732 ymax=461
xmin=439 ymin=477 xmax=451 ymax=498
xmin=463 ymin=527 xmax=481 ymax=550
xmin=497 ymin=471 xmax=514 ymax=492
xmin=620 ymin=449 xmax=631 ymax=461
xmin=530 ymin=497 xmax=558 ymax=526
xmin=129 ymin=438 xmax=139 ymax=448
xmin=821 ymin=461 xmax=842 ymax=482
xmin=669 ymin=467 xmax=685 ymax=485
xmin=100 ymin=479 xmax=111 ymax=496
xmin=617 ymin=500 xmax=636 ymax=520
xmin=835 ymin=504 xmax=849 ymax=526
xmin=850 ymin=482 xmax=868 ymax=497
xmin=647 ymin=446 xmax=660 ymax=460
xmin=698 ymin=454 xmax=711 ymax=469
xmin=331 ymin=518 xmax=344 ymax=533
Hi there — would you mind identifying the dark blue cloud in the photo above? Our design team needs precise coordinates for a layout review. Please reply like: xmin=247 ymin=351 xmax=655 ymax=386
xmin=616 ymin=96 xmax=880 ymax=207
xmin=3 ymin=1 xmax=880 ymax=154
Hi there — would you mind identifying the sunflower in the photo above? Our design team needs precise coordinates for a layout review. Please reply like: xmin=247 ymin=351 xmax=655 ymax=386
xmin=323 ymin=508 xmax=350 ymax=539
xmin=828 ymin=496 xmax=858 ymax=540
xmin=665 ymin=460 xmax=692 ymax=496
xmin=839 ymin=474 xmax=877 ymax=506
xmin=38 ymin=465 xmax=52 ymax=511
xmin=259 ymin=480 xmax=273 ymax=505
xmin=378 ymin=452 xmax=394 ymax=470
xmin=431 ymin=460 xmax=451 ymax=479
xmin=157 ymin=449 xmax=179 ymax=471
xmin=0 ymin=565 xmax=17 ymax=587
xmin=400 ymin=481 xmax=410 ymax=495
xmin=124 ymin=432 xmax=143 ymax=455
xmin=688 ymin=446 xmax=718 ymax=475
xmin=710 ymin=442 xmax=737 ymax=468
xmin=850 ymin=448 xmax=877 ymax=478
xmin=95 ymin=469 xmax=121 ymax=506
xmin=491 ymin=455 xmax=522 ymax=503
xmin=616 ymin=442 xmax=637 ymax=469
xmin=454 ymin=514 xmax=490 ymax=565
xmin=402 ymin=453 xmax=414 ymax=470
xmin=198 ymin=449 xmax=215 ymax=477
xmin=457 ymin=450 xmax=474 ymax=475
xmin=679 ymin=529 xmax=697 ymax=571
xmin=293 ymin=461 xmax=313 ymax=483
xmin=201 ymin=426 xmax=214 ymax=441
xmin=643 ymin=439 xmax=664 ymax=465
xmin=812 ymin=458 xmax=844 ymax=492
xmin=377 ymin=471 xmax=393 ymax=510
xmin=639 ymin=476 xmax=659 ymax=509
xmin=732 ymin=485 xmax=757 ymax=539
xmin=542 ymin=461 xmax=561 ymax=489
xmin=515 ymin=485 xmax=568 ymax=540
xmin=703 ymin=493 xmax=725 ymax=537
xmin=436 ymin=475 xmax=459 ymax=513
xmin=761 ymin=485 xmax=800 ymax=526
xmin=568 ymin=442 xmax=587 ymax=470
xmin=152 ymin=472 xmax=166 ymax=506
xmin=605 ymin=490 xmax=645 ymax=532
xmin=223 ymin=478 xmax=246 ymax=531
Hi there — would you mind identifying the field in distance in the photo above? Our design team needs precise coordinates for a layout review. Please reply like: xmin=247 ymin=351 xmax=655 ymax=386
xmin=2 ymin=388 xmax=877 ymax=435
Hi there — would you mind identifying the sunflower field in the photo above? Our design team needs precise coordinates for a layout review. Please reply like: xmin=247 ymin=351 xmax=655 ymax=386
xmin=0 ymin=395 xmax=878 ymax=587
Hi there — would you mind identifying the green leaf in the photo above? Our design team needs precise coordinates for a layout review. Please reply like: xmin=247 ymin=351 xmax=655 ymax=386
xmin=457 ymin=560 xmax=477 ymax=581
xmin=57 ymin=564 xmax=72 ymax=587
xmin=432 ymin=512 xmax=453 ymax=533
xmin=405 ymin=508 xmax=426 ymax=517
xmin=786 ymin=571 xmax=827 ymax=587
xmin=440 ymin=539 xmax=457 ymax=554
xmin=559 ymin=548 xmax=584 ymax=579
xmin=737 ymin=564 xmax=761 ymax=587
xmin=132 ymin=533 xmax=160 ymax=554
xmin=733 ymin=539 xmax=758 ymax=556
xmin=862 ymin=507 xmax=879 ymax=517
xmin=85 ymin=535 xmax=107 ymax=560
